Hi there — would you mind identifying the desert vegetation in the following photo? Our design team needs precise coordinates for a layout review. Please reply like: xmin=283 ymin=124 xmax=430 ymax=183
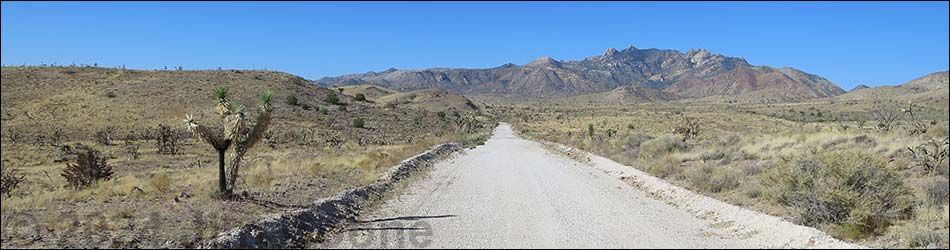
xmin=507 ymin=96 xmax=949 ymax=248
xmin=0 ymin=66 xmax=495 ymax=248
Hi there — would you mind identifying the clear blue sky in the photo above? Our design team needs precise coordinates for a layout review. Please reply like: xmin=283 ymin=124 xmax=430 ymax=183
xmin=2 ymin=1 xmax=948 ymax=89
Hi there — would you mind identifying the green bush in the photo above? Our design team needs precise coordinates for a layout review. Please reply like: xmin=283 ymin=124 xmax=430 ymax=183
xmin=323 ymin=92 xmax=340 ymax=105
xmin=352 ymin=118 xmax=365 ymax=129
xmin=762 ymin=148 xmax=913 ymax=233
xmin=285 ymin=95 xmax=298 ymax=106
xmin=354 ymin=93 xmax=367 ymax=102
xmin=639 ymin=136 xmax=687 ymax=159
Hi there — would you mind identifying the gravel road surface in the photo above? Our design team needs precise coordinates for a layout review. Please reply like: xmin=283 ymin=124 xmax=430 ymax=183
xmin=318 ymin=123 xmax=859 ymax=249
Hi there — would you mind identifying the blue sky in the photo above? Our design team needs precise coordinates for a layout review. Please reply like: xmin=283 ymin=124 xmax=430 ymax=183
xmin=2 ymin=1 xmax=947 ymax=89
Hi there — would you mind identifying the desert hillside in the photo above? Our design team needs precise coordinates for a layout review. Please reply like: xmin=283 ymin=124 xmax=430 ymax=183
xmin=339 ymin=85 xmax=480 ymax=113
xmin=0 ymin=66 xmax=461 ymax=145
xmin=837 ymin=71 xmax=949 ymax=102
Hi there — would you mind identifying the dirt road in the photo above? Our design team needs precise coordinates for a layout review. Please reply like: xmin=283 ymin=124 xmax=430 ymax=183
xmin=318 ymin=124 xmax=859 ymax=249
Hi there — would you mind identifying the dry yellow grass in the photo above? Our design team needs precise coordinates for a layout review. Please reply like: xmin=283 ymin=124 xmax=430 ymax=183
xmin=0 ymin=67 xmax=495 ymax=248
xmin=506 ymin=99 xmax=948 ymax=248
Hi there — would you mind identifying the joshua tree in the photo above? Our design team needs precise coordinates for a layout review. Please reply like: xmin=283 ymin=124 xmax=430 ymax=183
xmin=672 ymin=113 xmax=700 ymax=142
xmin=184 ymin=85 xmax=273 ymax=197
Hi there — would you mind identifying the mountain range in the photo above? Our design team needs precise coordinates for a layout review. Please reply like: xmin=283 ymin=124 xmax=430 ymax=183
xmin=315 ymin=46 xmax=846 ymax=101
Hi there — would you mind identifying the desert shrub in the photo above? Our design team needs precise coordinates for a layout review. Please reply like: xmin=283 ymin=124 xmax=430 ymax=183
xmin=740 ymin=161 xmax=768 ymax=176
xmin=285 ymin=95 xmax=299 ymax=106
xmin=352 ymin=118 xmax=365 ymax=129
xmin=384 ymin=102 xmax=397 ymax=109
xmin=587 ymin=124 xmax=594 ymax=139
xmin=718 ymin=134 xmax=742 ymax=147
xmin=95 ymin=127 xmax=116 ymax=145
xmin=1 ymin=169 xmax=26 ymax=198
xmin=942 ymin=162 xmax=950 ymax=179
xmin=62 ymin=150 xmax=114 ymax=189
xmin=621 ymin=133 xmax=655 ymax=159
xmin=639 ymin=136 xmax=687 ymax=159
xmin=323 ymin=92 xmax=340 ymax=105
xmin=437 ymin=111 xmax=446 ymax=120
xmin=916 ymin=177 xmax=950 ymax=206
xmin=887 ymin=206 xmax=949 ymax=249
xmin=644 ymin=155 xmax=682 ymax=178
xmin=354 ymin=93 xmax=367 ymax=102
xmin=3 ymin=128 xmax=24 ymax=145
xmin=762 ymin=148 xmax=914 ymax=233
xmin=685 ymin=163 xmax=740 ymax=193
xmin=701 ymin=151 xmax=727 ymax=163
xmin=155 ymin=124 xmax=180 ymax=155
xmin=125 ymin=144 xmax=140 ymax=160
xmin=943 ymin=205 xmax=949 ymax=227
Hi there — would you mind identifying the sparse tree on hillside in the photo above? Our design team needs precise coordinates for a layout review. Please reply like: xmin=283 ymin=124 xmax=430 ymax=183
xmin=902 ymin=102 xmax=929 ymax=135
xmin=354 ymin=93 xmax=367 ymax=102
xmin=871 ymin=103 xmax=902 ymax=132
xmin=184 ymin=85 xmax=274 ymax=197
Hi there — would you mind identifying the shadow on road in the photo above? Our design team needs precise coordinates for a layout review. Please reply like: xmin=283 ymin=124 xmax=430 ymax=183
xmin=355 ymin=215 xmax=457 ymax=224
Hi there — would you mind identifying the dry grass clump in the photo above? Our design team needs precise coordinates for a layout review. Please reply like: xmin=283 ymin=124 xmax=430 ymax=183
xmin=887 ymin=206 xmax=949 ymax=249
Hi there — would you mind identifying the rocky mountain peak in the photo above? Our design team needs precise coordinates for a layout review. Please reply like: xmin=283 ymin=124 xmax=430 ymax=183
xmin=604 ymin=48 xmax=620 ymax=57
xmin=528 ymin=57 xmax=560 ymax=67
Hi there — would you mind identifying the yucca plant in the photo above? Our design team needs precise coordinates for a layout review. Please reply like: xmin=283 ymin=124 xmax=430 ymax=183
xmin=185 ymin=85 xmax=273 ymax=197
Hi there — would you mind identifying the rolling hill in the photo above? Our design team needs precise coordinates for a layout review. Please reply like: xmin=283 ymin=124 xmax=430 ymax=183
xmin=836 ymin=71 xmax=949 ymax=102
xmin=0 ymin=66 xmax=450 ymax=145
xmin=339 ymin=85 xmax=479 ymax=113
